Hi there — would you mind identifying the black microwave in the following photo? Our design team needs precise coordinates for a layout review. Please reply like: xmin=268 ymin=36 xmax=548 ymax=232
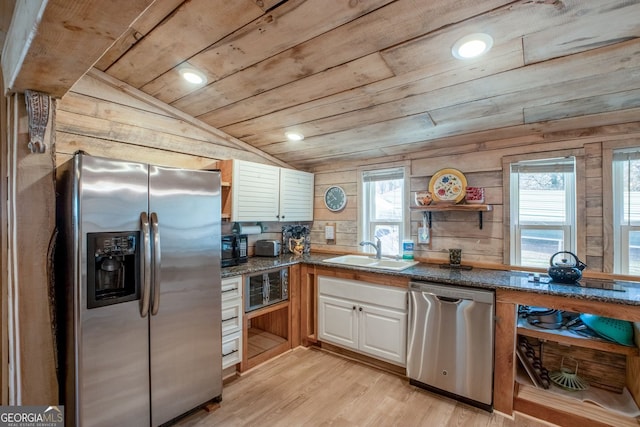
xmin=221 ymin=234 xmax=248 ymax=267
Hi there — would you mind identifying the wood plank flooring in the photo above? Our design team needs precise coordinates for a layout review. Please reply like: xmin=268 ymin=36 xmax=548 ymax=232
xmin=175 ymin=347 xmax=555 ymax=427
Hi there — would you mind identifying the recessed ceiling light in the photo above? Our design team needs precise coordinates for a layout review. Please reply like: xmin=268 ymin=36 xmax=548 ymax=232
xmin=179 ymin=68 xmax=207 ymax=85
xmin=451 ymin=33 xmax=493 ymax=60
xmin=285 ymin=131 xmax=304 ymax=141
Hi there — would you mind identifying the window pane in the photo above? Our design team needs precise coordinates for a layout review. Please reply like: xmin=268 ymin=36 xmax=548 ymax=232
xmin=372 ymin=179 xmax=403 ymax=221
xmin=520 ymin=229 xmax=564 ymax=268
xmin=630 ymin=231 xmax=640 ymax=275
xmin=623 ymin=159 xmax=640 ymax=224
xmin=374 ymin=224 xmax=400 ymax=255
xmin=519 ymin=173 xmax=566 ymax=223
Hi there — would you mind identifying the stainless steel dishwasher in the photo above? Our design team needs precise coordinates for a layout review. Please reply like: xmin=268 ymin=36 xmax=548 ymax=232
xmin=407 ymin=281 xmax=495 ymax=411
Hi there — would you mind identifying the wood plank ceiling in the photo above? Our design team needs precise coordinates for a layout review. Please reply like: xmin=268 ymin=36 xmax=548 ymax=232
xmin=14 ymin=1 xmax=640 ymax=169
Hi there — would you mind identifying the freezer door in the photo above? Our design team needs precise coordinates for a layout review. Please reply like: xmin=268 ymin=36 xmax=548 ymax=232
xmin=148 ymin=166 xmax=222 ymax=426
xmin=74 ymin=155 xmax=151 ymax=427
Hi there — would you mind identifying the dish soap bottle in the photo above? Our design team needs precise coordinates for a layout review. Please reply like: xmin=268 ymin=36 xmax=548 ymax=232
xmin=402 ymin=239 xmax=414 ymax=260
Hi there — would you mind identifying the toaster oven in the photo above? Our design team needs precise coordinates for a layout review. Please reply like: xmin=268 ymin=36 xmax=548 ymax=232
xmin=245 ymin=267 xmax=288 ymax=312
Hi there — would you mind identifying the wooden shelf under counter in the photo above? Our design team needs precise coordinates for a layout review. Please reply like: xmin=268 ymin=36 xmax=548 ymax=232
xmin=517 ymin=317 xmax=639 ymax=356
xmin=242 ymin=301 xmax=291 ymax=372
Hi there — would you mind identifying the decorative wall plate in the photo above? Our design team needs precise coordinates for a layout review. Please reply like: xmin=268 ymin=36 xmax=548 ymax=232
xmin=428 ymin=168 xmax=467 ymax=203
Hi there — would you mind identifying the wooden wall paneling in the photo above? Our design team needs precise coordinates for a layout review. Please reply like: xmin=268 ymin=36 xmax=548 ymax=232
xmin=59 ymin=92 xmax=238 ymax=148
xmin=144 ymin=0 xmax=395 ymax=104
xmin=0 ymin=65 xmax=8 ymax=405
xmin=105 ymin=0 xmax=263 ymax=88
xmin=8 ymin=94 xmax=58 ymax=404
xmin=69 ymin=74 xmax=175 ymax=116
xmin=56 ymin=110 xmax=245 ymax=161
xmin=55 ymin=133 xmax=219 ymax=170
xmin=196 ymin=53 xmax=395 ymax=128
xmin=86 ymin=69 xmax=290 ymax=168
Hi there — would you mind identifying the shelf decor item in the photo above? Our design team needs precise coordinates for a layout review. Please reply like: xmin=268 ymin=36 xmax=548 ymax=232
xmin=549 ymin=357 xmax=589 ymax=391
xmin=414 ymin=191 xmax=432 ymax=206
xmin=465 ymin=186 xmax=485 ymax=204
xmin=428 ymin=168 xmax=467 ymax=203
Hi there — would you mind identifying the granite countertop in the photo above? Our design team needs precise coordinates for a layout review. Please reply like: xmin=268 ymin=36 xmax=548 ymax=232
xmin=222 ymin=253 xmax=640 ymax=306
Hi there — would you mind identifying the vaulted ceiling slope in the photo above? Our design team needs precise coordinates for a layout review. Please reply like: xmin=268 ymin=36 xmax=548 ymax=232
xmin=3 ymin=0 xmax=640 ymax=170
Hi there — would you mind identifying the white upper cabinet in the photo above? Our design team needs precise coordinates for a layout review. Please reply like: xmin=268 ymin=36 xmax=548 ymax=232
xmin=223 ymin=159 xmax=314 ymax=222
xmin=231 ymin=160 xmax=280 ymax=222
xmin=279 ymin=168 xmax=314 ymax=222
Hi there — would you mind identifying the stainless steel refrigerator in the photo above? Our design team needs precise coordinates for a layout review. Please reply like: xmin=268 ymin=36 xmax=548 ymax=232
xmin=56 ymin=153 xmax=222 ymax=426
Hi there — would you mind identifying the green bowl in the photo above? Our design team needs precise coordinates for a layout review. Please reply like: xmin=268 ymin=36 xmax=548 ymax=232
xmin=579 ymin=313 xmax=634 ymax=346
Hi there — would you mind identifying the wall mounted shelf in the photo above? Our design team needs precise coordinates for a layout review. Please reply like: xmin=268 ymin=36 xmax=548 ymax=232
xmin=410 ymin=204 xmax=492 ymax=229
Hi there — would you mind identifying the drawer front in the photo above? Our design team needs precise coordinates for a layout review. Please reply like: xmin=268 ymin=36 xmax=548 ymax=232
xmin=221 ymin=302 xmax=242 ymax=335
xmin=221 ymin=276 xmax=242 ymax=302
xmin=222 ymin=331 xmax=242 ymax=369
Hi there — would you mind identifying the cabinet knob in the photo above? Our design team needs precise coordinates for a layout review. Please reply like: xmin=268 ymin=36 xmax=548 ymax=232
xmin=352 ymin=306 xmax=356 ymax=310
xmin=359 ymin=307 xmax=363 ymax=311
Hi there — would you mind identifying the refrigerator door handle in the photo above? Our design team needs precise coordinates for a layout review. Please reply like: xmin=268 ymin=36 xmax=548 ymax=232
xmin=150 ymin=212 xmax=162 ymax=315
xmin=140 ymin=212 xmax=152 ymax=317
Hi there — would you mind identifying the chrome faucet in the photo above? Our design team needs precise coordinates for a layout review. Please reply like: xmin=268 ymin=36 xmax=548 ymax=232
xmin=360 ymin=238 xmax=382 ymax=259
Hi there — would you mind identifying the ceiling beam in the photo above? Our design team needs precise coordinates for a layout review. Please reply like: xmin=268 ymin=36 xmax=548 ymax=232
xmin=1 ymin=0 xmax=154 ymax=97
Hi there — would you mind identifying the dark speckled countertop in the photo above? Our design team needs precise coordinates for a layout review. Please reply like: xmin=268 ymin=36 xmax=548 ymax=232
xmin=222 ymin=253 xmax=640 ymax=307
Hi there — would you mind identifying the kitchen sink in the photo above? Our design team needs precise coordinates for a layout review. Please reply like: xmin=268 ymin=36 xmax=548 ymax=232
xmin=323 ymin=255 xmax=419 ymax=271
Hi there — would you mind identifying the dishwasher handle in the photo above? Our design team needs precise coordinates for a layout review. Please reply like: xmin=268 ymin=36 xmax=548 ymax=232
xmin=437 ymin=295 xmax=462 ymax=304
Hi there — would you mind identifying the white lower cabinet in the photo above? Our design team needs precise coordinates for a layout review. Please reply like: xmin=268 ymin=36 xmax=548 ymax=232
xmin=318 ymin=276 xmax=407 ymax=366
xmin=221 ymin=276 xmax=243 ymax=369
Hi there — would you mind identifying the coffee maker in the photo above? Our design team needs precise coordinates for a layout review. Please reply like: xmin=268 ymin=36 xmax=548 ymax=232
xmin=87 ymin=232 xmax=140 ymax=309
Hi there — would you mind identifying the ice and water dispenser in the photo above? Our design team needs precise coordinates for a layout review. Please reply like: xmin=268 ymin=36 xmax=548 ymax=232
xmin=87 ymin=232 xmax=140 ymax=308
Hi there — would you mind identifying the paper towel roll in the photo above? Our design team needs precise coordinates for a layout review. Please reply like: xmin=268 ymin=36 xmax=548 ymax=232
xmin=234 ymin=224 xmax=262 ymax=235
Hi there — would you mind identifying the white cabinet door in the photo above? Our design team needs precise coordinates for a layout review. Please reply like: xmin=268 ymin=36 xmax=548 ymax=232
xmin=279 ymin=168 xmax=314 ymax=222
xmin=231 ymin=160 xmax=280 ymax=222
xmin=358 ymin=304 xmax=407 ymax=365
xmin=318 ymin=295 xmax=358 ymax=350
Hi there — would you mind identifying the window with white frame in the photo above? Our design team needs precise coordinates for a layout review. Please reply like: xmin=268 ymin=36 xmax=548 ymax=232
xmin=510 ymin=157 xmax=576 ymax=267
xmin=361 ymin=167 xmax=407 ymax=257
xmin=613 ymin=149 xmax=640 ymax=276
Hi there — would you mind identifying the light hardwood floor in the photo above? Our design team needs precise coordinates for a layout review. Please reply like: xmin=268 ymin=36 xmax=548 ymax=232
xmin=176 ymin=347 xmax=555 ymax=427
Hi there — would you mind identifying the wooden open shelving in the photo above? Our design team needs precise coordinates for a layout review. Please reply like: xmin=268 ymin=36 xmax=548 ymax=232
xmin=410 ymin=204 xmax=492 ymax=229
xmin=242 ymin=301 xmax=291 ymax=371
xmin=517 ymin=318 xmax=639 ymax=356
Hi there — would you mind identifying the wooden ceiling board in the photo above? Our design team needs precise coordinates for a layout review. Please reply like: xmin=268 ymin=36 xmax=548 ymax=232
xmin=144 ymin=0 xmax=394 ymax=105
xmin=222 ymin=37 xmax=524 ymax=145
xmin=196 ymin=53 xmax=395 ymax=127
xmin=105 ymin=0 xmax=263 ymax=87
xmin=94 ymin=0 xmax=187 ymax=71
xmin=5 ymin=0 xmax=640 ymax=169
xmin=225 ymin=30 xmax=638 ymax=154
xmin=522 ymin=1 xmax=640 ymax=65
xmin=523 ymin=88 xmax=640 ymax=124
xmin=168 ymin=0 xmax=510 ymax=118
xmin=2 ymin=0 xmax=154 ymax=97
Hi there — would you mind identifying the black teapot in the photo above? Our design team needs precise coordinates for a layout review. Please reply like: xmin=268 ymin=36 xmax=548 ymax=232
xmin=548 ymin=251 xmax=587 ymax=284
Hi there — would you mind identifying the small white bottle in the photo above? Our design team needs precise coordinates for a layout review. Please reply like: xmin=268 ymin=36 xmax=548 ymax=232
xmin=402 ymin=239 xmax=414 ymax=260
